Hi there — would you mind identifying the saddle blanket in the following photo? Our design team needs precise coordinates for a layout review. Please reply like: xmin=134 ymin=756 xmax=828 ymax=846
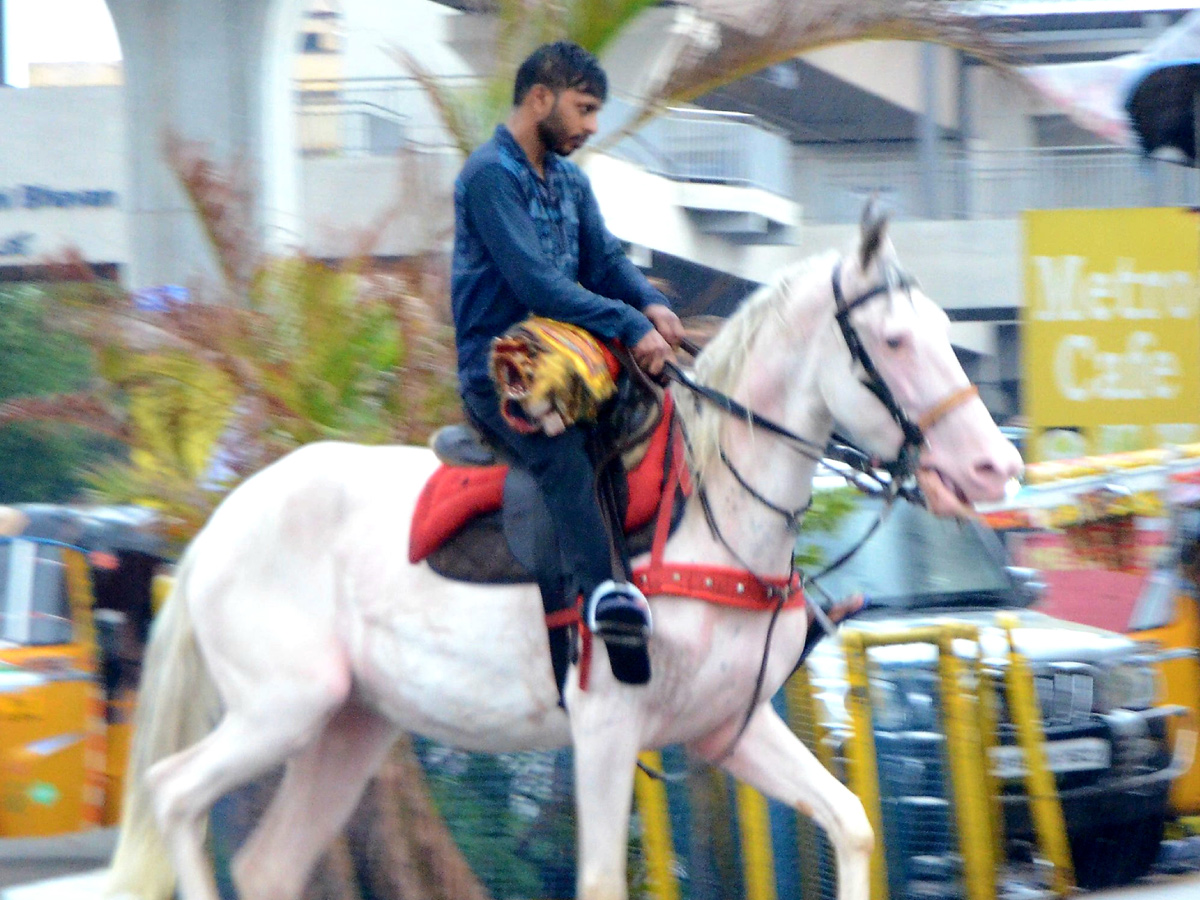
xmin=409 ymin=397 xmax=675 ymax=564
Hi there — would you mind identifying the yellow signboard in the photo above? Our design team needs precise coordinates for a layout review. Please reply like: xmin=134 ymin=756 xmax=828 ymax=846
xmin=1023 ymin=208 xmax=1200 ymax=462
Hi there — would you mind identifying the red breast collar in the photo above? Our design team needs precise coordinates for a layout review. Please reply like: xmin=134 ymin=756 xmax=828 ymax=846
xmin=632 ymin=565 xmax=803 ymax=609
xmin=629 ymin=421 xmax=804 ymax=611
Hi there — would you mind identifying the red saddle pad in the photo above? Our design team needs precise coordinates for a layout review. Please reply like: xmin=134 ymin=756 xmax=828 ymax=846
xmin=409 ymin=395 xmax=676 ymax=564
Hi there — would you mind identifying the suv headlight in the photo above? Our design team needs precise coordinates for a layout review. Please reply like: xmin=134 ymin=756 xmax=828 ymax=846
xmin=810 ymin=678 xmax=921 ymax=731
xmin=1095 ymin=662 xmax=1158 ymax=712
xmin=869 ymin=675 xmax=938 ymax=732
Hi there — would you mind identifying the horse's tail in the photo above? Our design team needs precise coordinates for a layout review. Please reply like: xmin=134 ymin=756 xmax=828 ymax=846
xmin=107 ymin=548 xmax=220 ymax=900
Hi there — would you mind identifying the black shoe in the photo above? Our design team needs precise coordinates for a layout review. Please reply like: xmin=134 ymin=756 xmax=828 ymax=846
xmin=585 ymin=580 xmax=653 ymax=646
xmin=585 ymin=581 xmax=653 ymax=686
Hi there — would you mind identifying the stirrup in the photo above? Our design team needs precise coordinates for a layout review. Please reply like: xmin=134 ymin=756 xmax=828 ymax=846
xmin=585 ymin=579 xmax=652 ymax=646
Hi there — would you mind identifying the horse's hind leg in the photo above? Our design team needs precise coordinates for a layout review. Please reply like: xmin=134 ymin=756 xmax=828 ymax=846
xmin=147 ymin=678 xmax=351 ymax=900
xmin=692 ymin=705 xmax=873 ymax=900
xmin=231 ymin=702 xmax=399 ymax=900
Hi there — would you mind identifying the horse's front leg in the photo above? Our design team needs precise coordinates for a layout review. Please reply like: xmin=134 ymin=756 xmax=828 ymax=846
xmin=691 ymin=703 xmax=873 ymax=900
xmin=568 ymin=683 xmax=644 ymax=900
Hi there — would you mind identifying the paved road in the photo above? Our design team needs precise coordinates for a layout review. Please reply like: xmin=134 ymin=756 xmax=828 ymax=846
xmin=0 ymin=829 xmax=114 ymax=897
xmin=1088 ymin=872 xmax=1200 ymax=900
xmin=0 ymin=832 xmax=1198 ymax=900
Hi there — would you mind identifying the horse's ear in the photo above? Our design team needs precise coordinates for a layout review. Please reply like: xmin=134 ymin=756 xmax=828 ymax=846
xmin=859 ymin=199 xmax=889 ymax=270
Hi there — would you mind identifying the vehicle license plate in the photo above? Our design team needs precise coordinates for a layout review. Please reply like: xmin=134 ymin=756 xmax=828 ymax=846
xmin=989 ymin=737 xmax=1110 ymax=779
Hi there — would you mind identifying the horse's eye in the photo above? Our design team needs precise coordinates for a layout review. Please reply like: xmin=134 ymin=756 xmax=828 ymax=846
xmin=885 ymin=336 xmax=904 ymax=350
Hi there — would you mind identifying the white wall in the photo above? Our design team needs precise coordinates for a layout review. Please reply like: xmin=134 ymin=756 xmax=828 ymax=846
xmin=0 ymin=86 xmax=128 ymax=267
xmin=0 ymin=83 xmax=462 ymax=269
xmin=804 ymin=41 xmax=960 ymax=129
xmin=300 ymin=149 xmax=457 ymax=258
xmin=339 ymin=0 xmax=468 ymax=79
xmin=969 ymin=66 xmax=1039 ymax=150
xmin=0 ymin=83 xmax=1023 ymax=327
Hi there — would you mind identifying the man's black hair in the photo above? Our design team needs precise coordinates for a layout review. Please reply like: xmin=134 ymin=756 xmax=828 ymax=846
xmin=513 ymin=41 xmax=608 ymax=106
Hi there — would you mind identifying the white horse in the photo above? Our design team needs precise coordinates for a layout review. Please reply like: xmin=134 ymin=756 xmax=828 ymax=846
xmin=107 ymin=210 xmax=1021 ymax=900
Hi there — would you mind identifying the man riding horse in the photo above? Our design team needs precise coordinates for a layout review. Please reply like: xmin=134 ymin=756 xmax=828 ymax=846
xmin=451 ymin=41 xmax=684 ymax=677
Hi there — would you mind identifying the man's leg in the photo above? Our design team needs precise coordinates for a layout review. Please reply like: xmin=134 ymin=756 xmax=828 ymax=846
xmin=463 ymin=389 xmax=651 ymax=644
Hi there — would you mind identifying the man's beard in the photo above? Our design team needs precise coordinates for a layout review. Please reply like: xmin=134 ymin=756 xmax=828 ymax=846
xmin=537 ymin=103 xmax=582 ymax=156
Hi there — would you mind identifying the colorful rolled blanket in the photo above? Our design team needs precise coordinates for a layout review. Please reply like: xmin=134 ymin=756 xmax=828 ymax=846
xmin=489 ymin=317 xmax=620 ymax=435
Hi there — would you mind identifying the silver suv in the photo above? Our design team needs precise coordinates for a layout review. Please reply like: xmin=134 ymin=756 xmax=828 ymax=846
xmin=800 ymin=494 xmax=1181 ymax=893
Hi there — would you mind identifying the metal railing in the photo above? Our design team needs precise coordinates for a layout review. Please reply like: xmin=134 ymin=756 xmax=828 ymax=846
xmin=295 ymin=76 xmax=477 ymax=155
xmin=294 ymin=80 xmax=795 ymax=198
xmin=970 ymin=147 xmax=1200 ymax=217
xmin=298 ymin=98 xmax=407 ymax=156
xmin=798 ymin=145 xmax=1200 ymax=223
xmin=294 ymin=77 xmax=1200 ymax=222
xmin=598 ymin=97 xmax=794 ymax=199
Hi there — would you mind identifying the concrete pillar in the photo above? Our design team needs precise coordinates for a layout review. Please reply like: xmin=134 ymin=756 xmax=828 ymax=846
xmin=1 ymin=0 xmax=7 ymax=87
xmin=105 ymin=0 xmax=306 ymax=293
xmin=955 ymin=53 xmax=972 ymax=220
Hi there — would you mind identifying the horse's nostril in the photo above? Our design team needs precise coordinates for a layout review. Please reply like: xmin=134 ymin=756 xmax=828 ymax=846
xmin=974 ymin=461 xmax=998 ymax=480
xmin=974 ymin=456 xmax=1018 ymax=489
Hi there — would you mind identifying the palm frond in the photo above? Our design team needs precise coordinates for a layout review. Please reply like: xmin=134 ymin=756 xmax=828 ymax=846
xmin=0 ymin=393 xmax=129 ymax=442
xmin=566 ymin=0 xmax=659 ymax=56
xmin=599 ymin=0 xmax=1012 ymax=149
xmin=395 ymin=0 xmax=672 ymax=157
xmin=166 ymin=136 xmax=258 ymax=295
xmin=392 ymin=46 xmax=488 ymax=158
xmin=660 ymin=0 xmax=1012 ymax=104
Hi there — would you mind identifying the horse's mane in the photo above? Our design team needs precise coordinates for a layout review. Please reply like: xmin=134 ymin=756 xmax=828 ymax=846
xmin=674 ymin=250 xmax=838 ymax=487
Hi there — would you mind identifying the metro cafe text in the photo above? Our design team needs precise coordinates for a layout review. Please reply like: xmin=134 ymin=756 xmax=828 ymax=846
xmin=1023 ymin=208 xmax=1200 ymax=463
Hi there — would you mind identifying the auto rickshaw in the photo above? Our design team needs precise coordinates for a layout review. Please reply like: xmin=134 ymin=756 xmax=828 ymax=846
xmin=0 ymin=504 xmax=168 ymax=837
xmin=1128 ymin=468 xmax=1200 ymax=819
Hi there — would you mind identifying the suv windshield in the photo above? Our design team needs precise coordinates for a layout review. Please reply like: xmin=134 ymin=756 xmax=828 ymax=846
xmin=799 ymin=496 xmax=1017 ymax=610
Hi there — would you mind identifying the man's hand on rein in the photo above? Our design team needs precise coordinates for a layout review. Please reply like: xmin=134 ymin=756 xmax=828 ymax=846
xmin=644 ymin=303 xmax=684 ymax=348
xmin=631 ymin=327 xmax=673 ymax=376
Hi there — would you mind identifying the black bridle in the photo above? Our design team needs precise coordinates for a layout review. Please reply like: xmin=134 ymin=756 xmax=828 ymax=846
xmin=831 ymin=260 xmax=926 ymax=474
xmin=664 ymin=260 xmax=937 ymax=512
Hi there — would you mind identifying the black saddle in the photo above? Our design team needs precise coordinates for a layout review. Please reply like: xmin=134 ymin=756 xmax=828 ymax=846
xmin=431 ymin=423 xmax=498 ymax=468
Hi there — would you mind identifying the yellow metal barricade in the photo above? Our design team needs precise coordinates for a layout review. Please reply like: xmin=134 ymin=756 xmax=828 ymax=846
xmin=631 ymin=622 xmax=1074 ymax=900
xmin=837 ymin=623 xmax=1073 ymax=900
xmin=635 ymin=751 xmax=681 ymax=900
xmin=786 ymin=667 xmax=834 ymax=900
xmin=935 ymin=628 xmax=998 ymax=900
xmin=996 ymin=614 xmax=1075 ymax=896
xmin=842 ymin=629 xmax=893 ymax=900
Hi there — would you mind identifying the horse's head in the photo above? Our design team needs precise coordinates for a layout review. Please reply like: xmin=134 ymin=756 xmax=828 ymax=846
xmin=819 ymin=204 xmax=1022 ymax=510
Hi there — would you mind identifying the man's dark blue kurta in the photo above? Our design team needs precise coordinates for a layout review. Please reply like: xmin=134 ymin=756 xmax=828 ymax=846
xmin=451 ymin=125 xmax=665 ymax=394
